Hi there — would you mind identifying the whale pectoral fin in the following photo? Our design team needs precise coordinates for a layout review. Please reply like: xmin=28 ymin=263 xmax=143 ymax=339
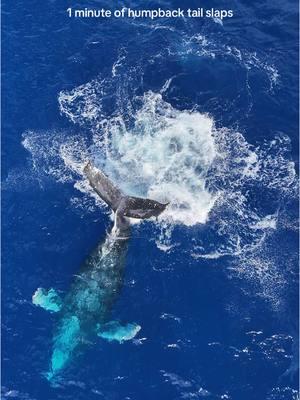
xmin=32 ymin=288 xmax=62 ymax=313
xmin=97 ymin=321 xmax=141 ymax=343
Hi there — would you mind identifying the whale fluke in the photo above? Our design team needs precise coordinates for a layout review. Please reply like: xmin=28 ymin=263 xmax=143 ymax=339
xmin=84 ymin=161 xmax=168 ymax=219
xmin=83 ymin=161 xmax=122 ymax=211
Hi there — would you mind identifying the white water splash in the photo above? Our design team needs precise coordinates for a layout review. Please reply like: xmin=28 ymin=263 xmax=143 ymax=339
xmin=56 ymin=86 xmax=219 ymax=226
xmin=22 ymin=69 xmax=297 ymax=307
xmin=94 ymin=92 xmax=218 ymax=226
xmin=22 ymin=76 xmax=297 ymax=238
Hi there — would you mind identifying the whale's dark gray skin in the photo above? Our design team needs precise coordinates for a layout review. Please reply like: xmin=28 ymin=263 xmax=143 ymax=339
xmin=84 ymin=161 xmax=168 ymax=219
xmin=32 ymin=162 xmax=168 ymax=381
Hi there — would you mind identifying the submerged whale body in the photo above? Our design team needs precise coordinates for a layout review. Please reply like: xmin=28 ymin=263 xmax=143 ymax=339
xmin=32 ymin=162 xmax=168 ymax=380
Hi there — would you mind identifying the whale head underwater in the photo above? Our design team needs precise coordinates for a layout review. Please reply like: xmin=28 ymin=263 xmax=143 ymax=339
xmin=32 ymin=161 xmax=168 ymax=381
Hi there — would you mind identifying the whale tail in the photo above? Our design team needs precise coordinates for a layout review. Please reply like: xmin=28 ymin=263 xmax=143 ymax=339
xmin=83 ymin=161 xmax=168 ymax=219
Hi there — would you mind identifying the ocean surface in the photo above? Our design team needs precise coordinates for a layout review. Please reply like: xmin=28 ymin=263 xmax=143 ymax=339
xmin=2 ymin=0 xmax=299 ymax=399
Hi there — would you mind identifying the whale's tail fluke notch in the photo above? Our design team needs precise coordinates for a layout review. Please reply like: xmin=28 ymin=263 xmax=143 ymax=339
xmin=84 ymin=161 xmax=168 ymax=219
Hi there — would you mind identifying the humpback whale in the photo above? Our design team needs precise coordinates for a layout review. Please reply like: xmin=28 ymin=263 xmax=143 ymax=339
xmin=32 ymin=162 xmax=168 ymax=381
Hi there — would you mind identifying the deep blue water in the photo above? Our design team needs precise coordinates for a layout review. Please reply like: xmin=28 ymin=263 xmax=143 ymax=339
xmin=2 ymin=1 xmax=299 ymax=399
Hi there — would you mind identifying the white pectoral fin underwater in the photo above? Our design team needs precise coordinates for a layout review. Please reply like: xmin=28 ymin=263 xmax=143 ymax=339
xmin=97 ymin=321 xmax=142 ymax=343
xmin=32 ymin=161 xmax=168 ymax=381
xmin=32 ymin=288 xmax=62 ymax=313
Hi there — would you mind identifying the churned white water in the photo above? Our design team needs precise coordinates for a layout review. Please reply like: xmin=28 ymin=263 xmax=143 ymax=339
xmin=91 ymin=92 xmax=218 ymax=226
xmin=23 ymin=90 xmax=219 ymax=226
xmin=21 ymin=60 xmax=297 ymax=307
xmin=22 ymin=75 xmax=297 ymax=238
